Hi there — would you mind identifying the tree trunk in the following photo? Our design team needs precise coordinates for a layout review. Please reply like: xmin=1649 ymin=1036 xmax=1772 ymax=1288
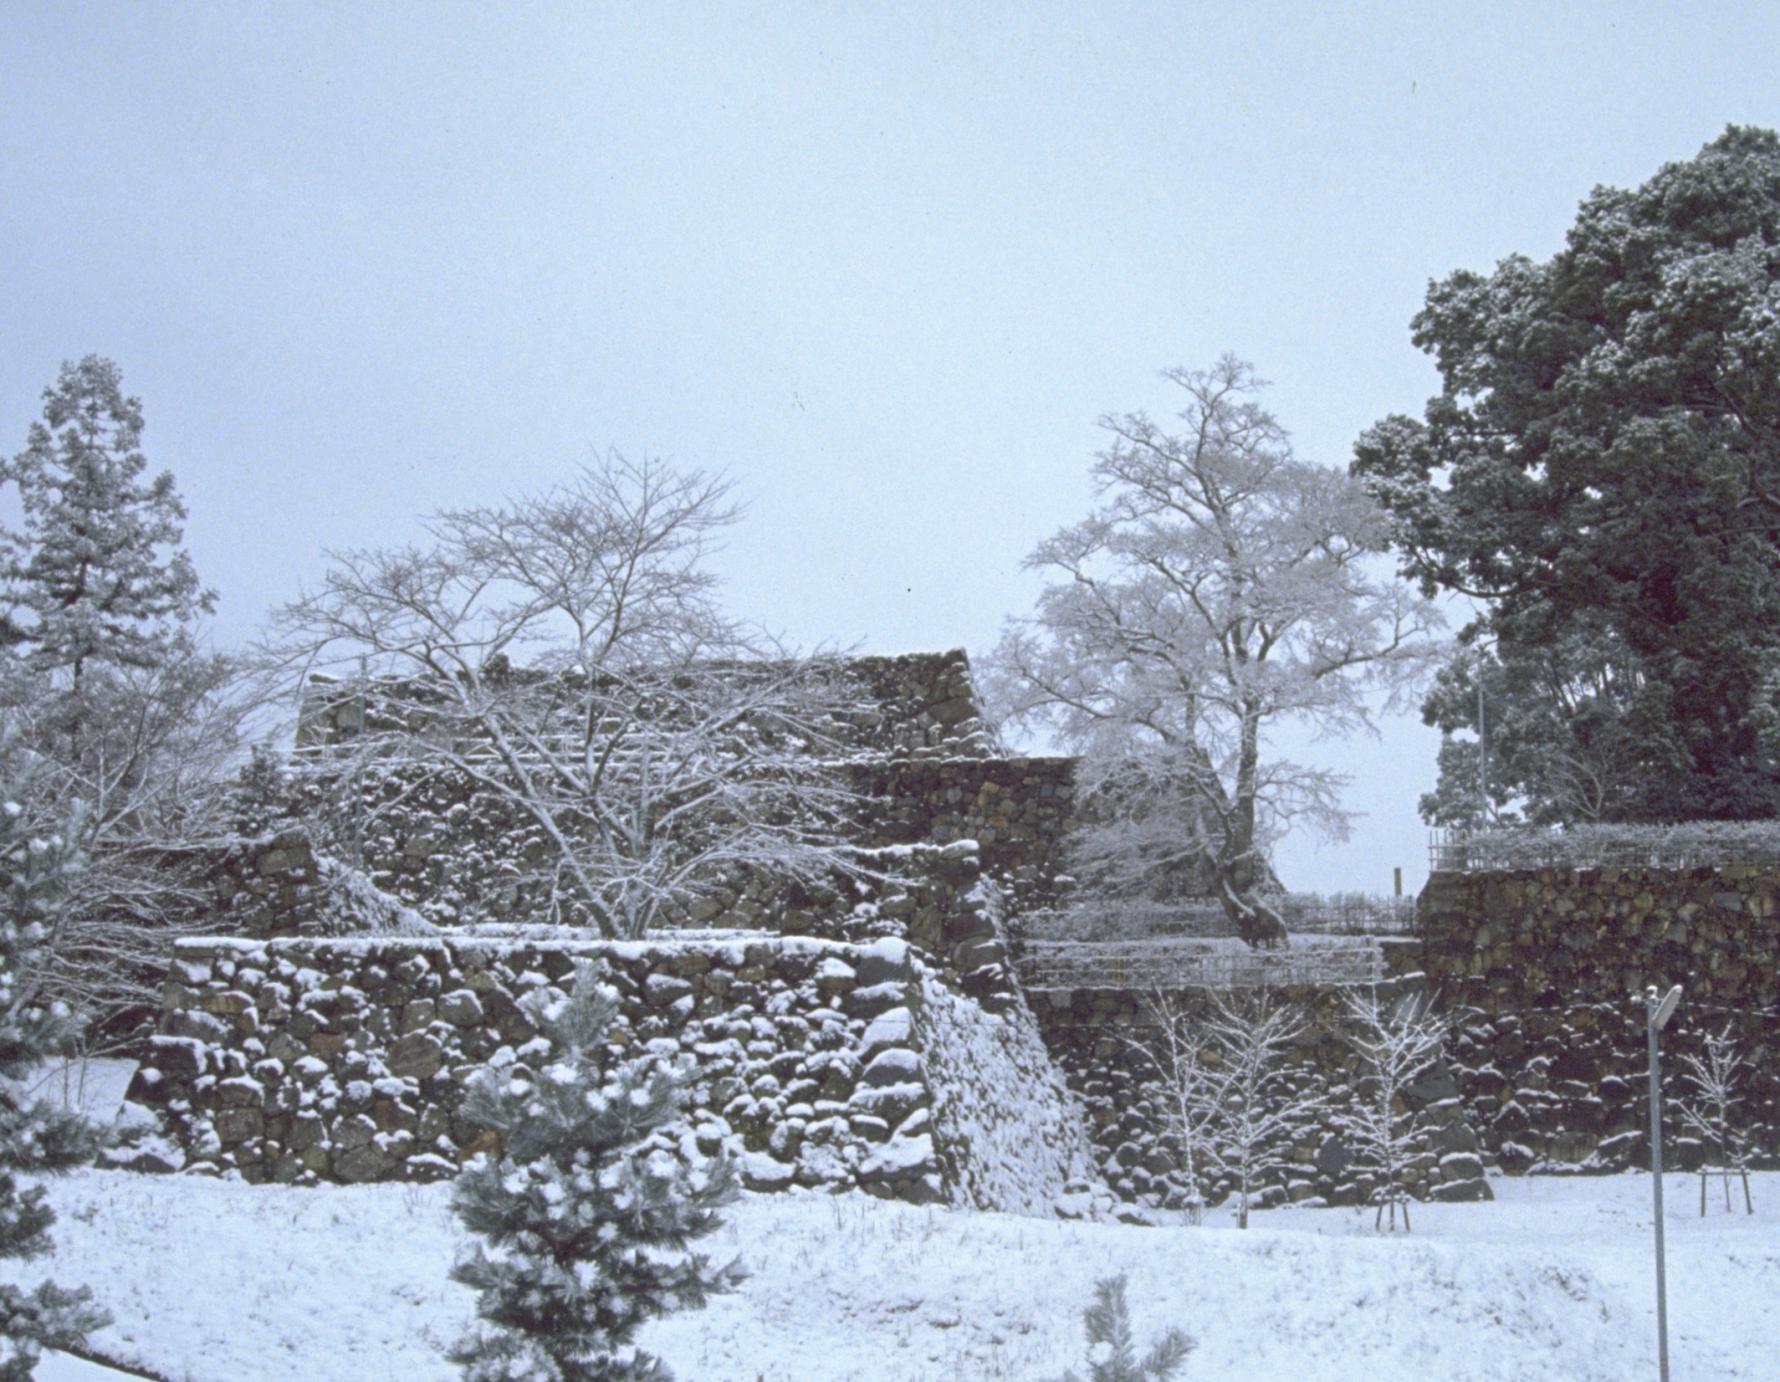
xmin=1216 ymin=708 xmax=1287 ymax=949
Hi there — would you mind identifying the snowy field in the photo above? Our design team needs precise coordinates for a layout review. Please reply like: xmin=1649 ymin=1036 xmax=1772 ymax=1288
xmin=10 ymin=1168 xmax=1773 ymax=1381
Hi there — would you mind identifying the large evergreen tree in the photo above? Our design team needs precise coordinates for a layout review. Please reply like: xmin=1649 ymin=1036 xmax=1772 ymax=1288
xmin=0 ymin=782 xmax=109 ymax=1377
xmin=1354 ymin=127 xmax=1780 ymax=822
xmin=5 ymin=355 xmax=213 ymax=694
xmin=1 ymin=358 xmax=249 ymax=1036
xmin=449 ymin=960 xmax=741 ymax=1380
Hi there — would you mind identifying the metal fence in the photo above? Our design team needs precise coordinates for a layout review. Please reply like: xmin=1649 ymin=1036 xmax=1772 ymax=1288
xmin=1016 ymin=937 xmax=1385 ymax=991
xmin=1428 ymin=824 xmax=1780 ymax=874
xmin=1023 ymin=894 xmax=1417 ymax=943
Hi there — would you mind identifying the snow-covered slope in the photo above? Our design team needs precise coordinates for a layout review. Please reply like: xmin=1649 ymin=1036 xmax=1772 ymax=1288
xmin=912 ymin=971 xmax=1101 ymax=1214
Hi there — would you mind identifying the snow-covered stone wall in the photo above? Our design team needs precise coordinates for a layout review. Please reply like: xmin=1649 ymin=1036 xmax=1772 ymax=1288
xmin=298 ymin=649 xmax=1000 ymax=761
xmin=278 ymin=755 xmax=1076 ymax=931
xmin=912 ymin=971 xmax=1101 ymax=1215
xmin=844 ymin=755 xmax=1075 ymax=903
xmin=1030 ymin=975 xmax=1492 ymax=1212
xmin=282 ymin=650 xmax=1077 ymax=928
xmin=1420 ymin=865 xmax=1780 ymax=1172
xmin=123 ymin=932 xmax=1094 ymax=1214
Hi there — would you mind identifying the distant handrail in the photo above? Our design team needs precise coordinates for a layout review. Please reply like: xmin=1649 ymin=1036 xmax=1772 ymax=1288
xmin=1429 ymin=822 xmax=1780 ymax=874
xmin=1017 ymin=938 xmax=1384 ymax=991
xmin=1024 ymin=894 xmax=1417 ymax=943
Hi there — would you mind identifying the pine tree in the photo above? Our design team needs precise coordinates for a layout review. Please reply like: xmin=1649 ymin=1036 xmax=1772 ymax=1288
xmin=449 ymin=960 xmax=742 ymax=1380
xmin=1050 ymin=1275 xmax=1193 ymax=1382
xmin=5 ymin=355 xmax=213 ymax=691
xmin=232 ymin=743 xmax=292 ymax=836
xmin=0 ymin=780 xmax=109 ymax=1378
xmin=1 ymin=357 xmax=248 ymax=1037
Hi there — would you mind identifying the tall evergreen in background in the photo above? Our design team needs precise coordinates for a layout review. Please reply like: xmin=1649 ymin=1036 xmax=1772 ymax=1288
xmin=0 ymin=780 xmax=108 ymax=1378
xmin=1 ymin=357 xmax=247 ymax=1038
xmin=449 ymin=960 xmax=741 ymax=1380
xmin=5 ymin=355 xmax=213 ymax=695
xmin=1355 ymin=127 xmax=1780 ymax=824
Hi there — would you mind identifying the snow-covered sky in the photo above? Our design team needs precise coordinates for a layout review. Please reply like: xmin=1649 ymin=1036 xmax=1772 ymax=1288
xmin=5 ymin=3 xmax=1779 ymax=895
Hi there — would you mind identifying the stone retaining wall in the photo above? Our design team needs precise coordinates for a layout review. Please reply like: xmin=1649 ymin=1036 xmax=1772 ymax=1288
xmin=296 ymin=650 xmax=998 ymax=760
xmin=123 ymin=933 xmax=1099 ymax=1214
xmin=1028 ymin=965 xmax=1492 ymax=1212
xmin=281 ymin=650 xmax=1075 ymax=929
xmin=843 ymin=756 xmax=1075 ymax=902
xmin=1419 ymin=865 xmax=1780 ymax=1171
xmin=278 ymin=755 xmax=1075 ymax=932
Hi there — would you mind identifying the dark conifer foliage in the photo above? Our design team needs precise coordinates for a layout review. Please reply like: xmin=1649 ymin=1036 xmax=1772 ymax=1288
xmin=1355 ymin=127 xmax=1780 ymax=822
xmin=0 ymin=779 xmax=108 ymax=1378
xmin=449 ymin=960 xmax=741 ymax=1380
xmin=6 ymin=355 xmax=213 ymax=688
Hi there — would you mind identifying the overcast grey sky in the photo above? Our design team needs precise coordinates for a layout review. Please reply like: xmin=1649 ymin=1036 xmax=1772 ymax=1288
xmin=5 ymin=2 xmax=1779 ymax=895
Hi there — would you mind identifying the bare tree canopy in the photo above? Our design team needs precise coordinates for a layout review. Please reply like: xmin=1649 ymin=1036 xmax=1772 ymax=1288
xmin=1336 ymin=986 xmax=1448 ymax=1232
xmin=269 ymin=453 xmax=875 ymax=939
xmin=991 ymin=357 xmax=1443 ymax=947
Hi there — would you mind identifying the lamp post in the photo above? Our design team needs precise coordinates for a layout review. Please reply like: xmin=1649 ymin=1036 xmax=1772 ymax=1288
xmin=1645 ymin=982 xmax=1682 ymax=1382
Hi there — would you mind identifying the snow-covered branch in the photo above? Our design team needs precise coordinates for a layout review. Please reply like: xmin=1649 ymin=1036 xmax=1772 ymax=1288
xmin=1335 ymin=987 xmax=1448 ymax=1231
xmin=988 ymin=358 xmax=1444 ymax=947
xmin=1676 ymin=1025 xmax=1752 ymax=1172
xmin=269 ymin=453 xmax=881 ymax=939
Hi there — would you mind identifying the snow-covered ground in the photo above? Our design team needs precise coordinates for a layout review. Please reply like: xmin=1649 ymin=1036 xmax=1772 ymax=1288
xmin=12 ymin=1168 xmax=1773 ymax=1381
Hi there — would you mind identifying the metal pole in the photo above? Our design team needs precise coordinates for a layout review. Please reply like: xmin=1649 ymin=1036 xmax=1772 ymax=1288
xmin=1645 ymin=986 xmax=1671 ymax=1382
xmin=1476 ymin=663 xmax=1487 ymax=825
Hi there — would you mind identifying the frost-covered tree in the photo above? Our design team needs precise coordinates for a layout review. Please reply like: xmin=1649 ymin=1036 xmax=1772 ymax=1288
xmin=0 ymin=649 xmax=261 ymax=1037
xmin=1336 ymin=988 xmax=1447 ymax=1231
xmin=1676 ymin=1026 xmax=1753 ymax=1187
xmin=1 ymin=358 xmax=255 ymax=1037
xmin=1355 ymin=127 xmax=1780 ymax=822
xmin=1050 ymin=1275 xmax=1193 ymax=1382
xmin=1127 ymin=989 xmax=1228 ymax=1221
xmin=0 ymin=782 xmax=109 ymax=1377
xmin=4 ymin=356 xmax=213 ymax=704
xmin=271 ymin=453 xmax=875 ymax=938
xmin=450 ymin=960 xmax=741 ymax=1379
xmin=1203 ymin=992 xmax=1321 ymax=1229
xmin=994 ymin=357 xmax=1442 ymax=946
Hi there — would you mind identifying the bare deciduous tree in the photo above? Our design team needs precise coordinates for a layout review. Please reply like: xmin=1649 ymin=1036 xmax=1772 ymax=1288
xmin=1676 ymin=1024 xmax=1756 ymax=1214
xmin=1336 ymin=986 xmax=1447 ymax=1232
xmin=991 ymin=357 xmax=1443 ymax=947
xmin=1203 ymin=992 xmax=1322 ymax=1228
xmin=0 ymin=647 xmax=266 ymax=1041
xmin=1125 ymin=989 xmax=1227 ymax=1223
xmin=1127 ymin=987 xmax=1326 ymax=1226
xmin=269 ymin=453 xmax=875 ymax=939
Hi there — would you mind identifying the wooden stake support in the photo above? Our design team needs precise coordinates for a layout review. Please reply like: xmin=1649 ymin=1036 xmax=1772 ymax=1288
xmin=1698 ymin=1166 xmax=1754 ymax=1216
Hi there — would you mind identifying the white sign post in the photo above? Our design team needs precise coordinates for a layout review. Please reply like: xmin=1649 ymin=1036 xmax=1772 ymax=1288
xmin=1645 ymin=983 xmax=1682 ymax=1382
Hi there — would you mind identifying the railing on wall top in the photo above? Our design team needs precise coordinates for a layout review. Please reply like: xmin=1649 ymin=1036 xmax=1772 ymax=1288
xmin=1016 ymin=938 xmax=1385 ymax=992
xmin=1428 ymin=823 xmax=1780 ymax=874
xmin=1023 ymin=895 xmax=1417 ymax=943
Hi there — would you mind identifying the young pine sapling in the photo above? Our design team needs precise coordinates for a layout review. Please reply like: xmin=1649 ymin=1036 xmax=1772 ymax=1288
xmin=0 ymin=785 xmax=109 ymax=1377
xmin=449 ymin=959 xmax=742 ymax=1380
xmin=1050 ymin=1274 xmax=1194 ymax=1382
